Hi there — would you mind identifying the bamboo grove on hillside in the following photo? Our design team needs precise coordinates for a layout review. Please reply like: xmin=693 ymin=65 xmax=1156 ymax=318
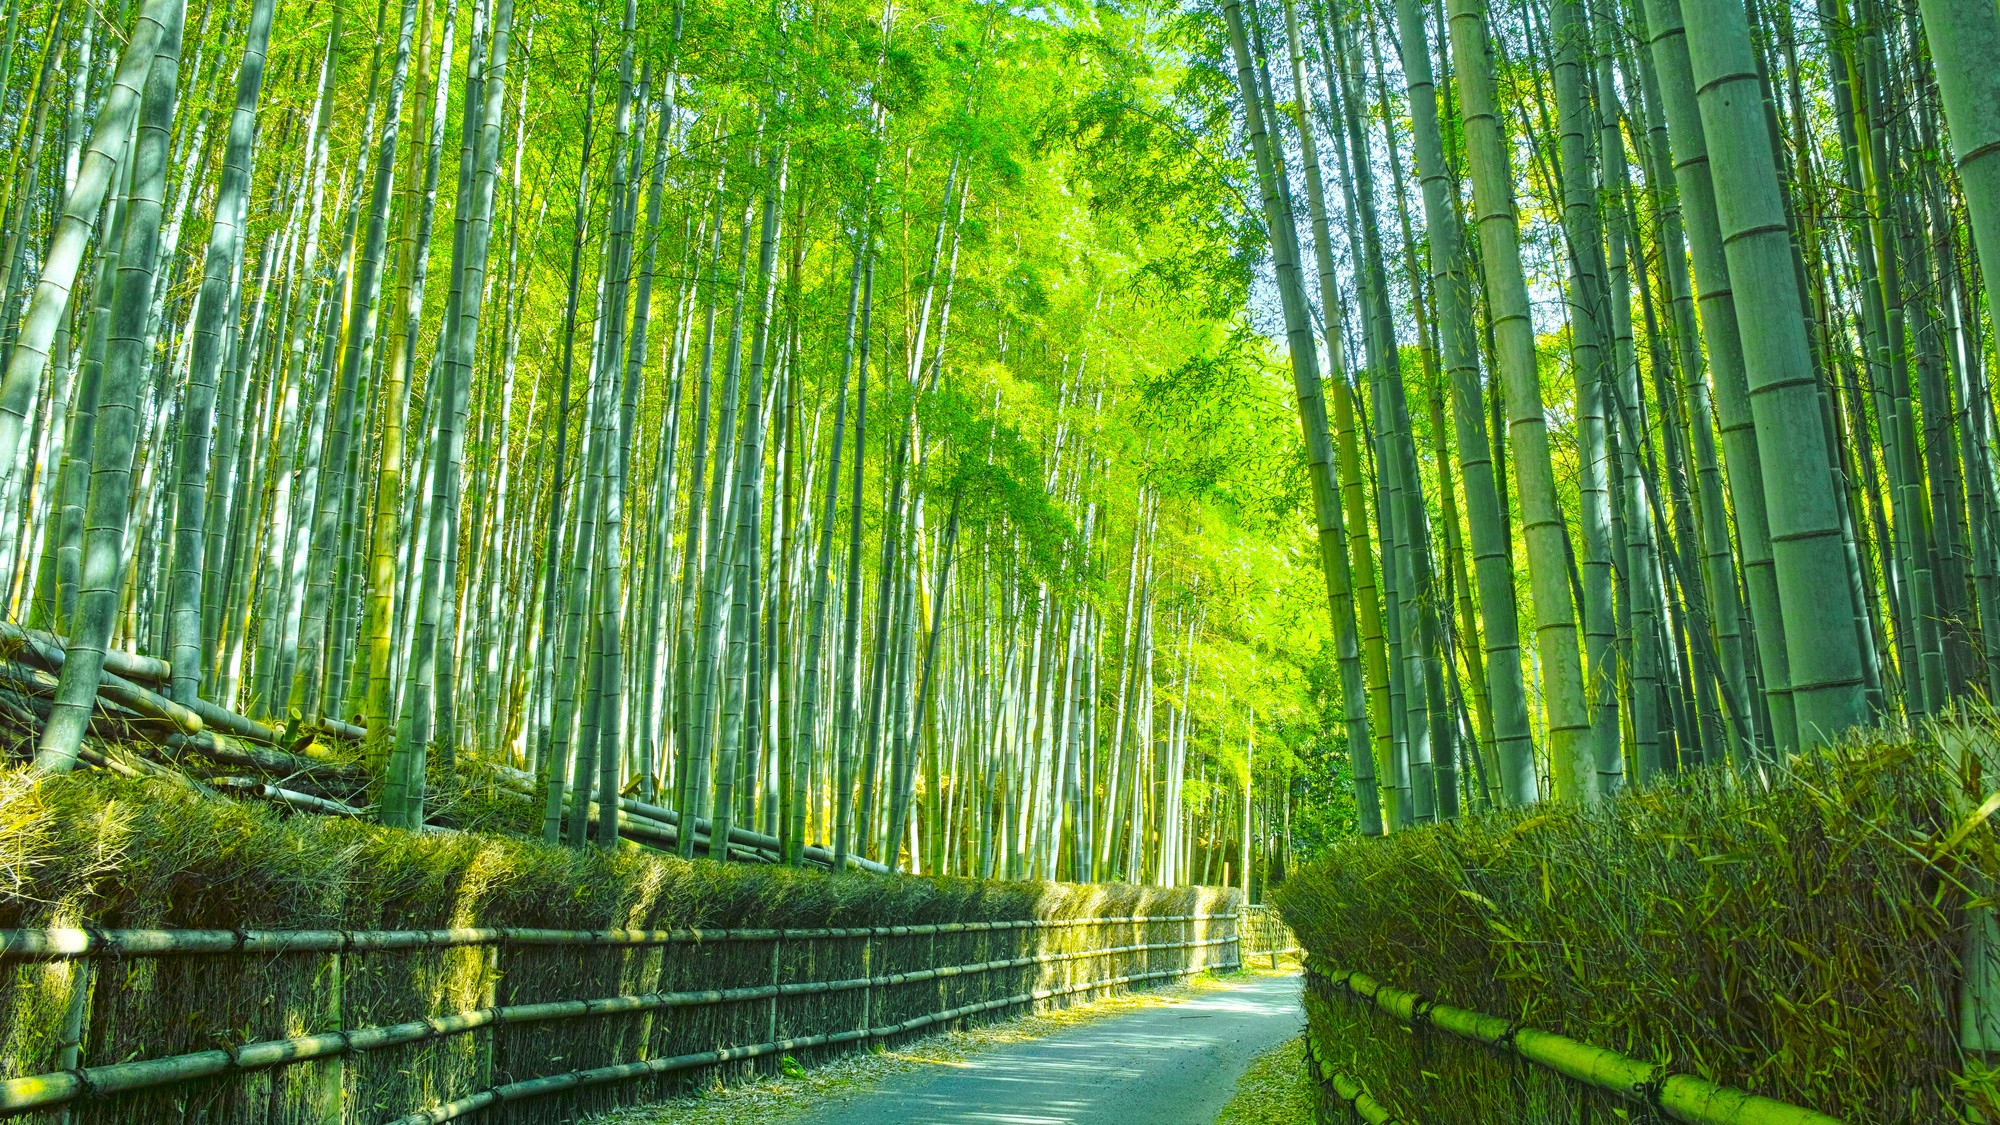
xmin=0 ymin=0 xmax=1328 ymax=884
xmin=2 ymin=0 xmax=1998 ymax=870
xmin=1216 ymin=0 xmax=2000 ymax=831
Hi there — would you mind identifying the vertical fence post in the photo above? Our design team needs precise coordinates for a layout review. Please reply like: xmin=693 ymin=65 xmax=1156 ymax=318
xmin=320 ymin=949 xmax=344 ymax=1125
xmin=859 ymin=929 xmax=873 ymax=1042
xmin=51 ymin=958 xmax=91 ymax=1125
xmin=482 ymin=944 xmax=500 ymax=1092
xmin=769 ymin=932 xmax=782 ymax=1048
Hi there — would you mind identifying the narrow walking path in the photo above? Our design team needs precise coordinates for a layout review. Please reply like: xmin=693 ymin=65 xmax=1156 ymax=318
xmin=790 ymin=972 xmax=1303 ymax=1125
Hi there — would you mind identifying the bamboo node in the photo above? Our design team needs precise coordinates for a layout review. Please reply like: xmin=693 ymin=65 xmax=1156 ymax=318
xmin=1635 ymin=1067 xmax=1667 ymax=1109
xmin=64 ymin=1065 xmax=97 ymax=1100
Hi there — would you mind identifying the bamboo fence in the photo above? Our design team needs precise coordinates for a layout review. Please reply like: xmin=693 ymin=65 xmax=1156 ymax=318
xmin=1305 ymin=963 xmax=1843 ymax=1125
xmin=1300 ymin=1028 xmax=1400 ymax=1125
xmin=0 ymin=910 xmax=1240 ymax=1123
xmin=1239 ymin=904 xmax=1296 ymax=966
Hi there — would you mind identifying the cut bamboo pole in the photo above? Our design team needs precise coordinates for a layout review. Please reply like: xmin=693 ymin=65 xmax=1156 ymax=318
xmin=209 ymin=776 xmax=368 ymax=817
xmin=0 ymin=622 xmax=169 ymax=682
xmin=164 ymin=731 xmax=366 ymax=788
xmin=2 ymin=652 xmax=201 ymax=733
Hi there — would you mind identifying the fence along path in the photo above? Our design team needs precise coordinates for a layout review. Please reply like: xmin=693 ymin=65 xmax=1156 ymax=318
xmin=0 ymin=910 xmax=1241 ymax=1123
xmin=1238 ymin=904 xmax=1297 ymax=966
xmin=1301 ymin=963 xmax=1844 ymax=1125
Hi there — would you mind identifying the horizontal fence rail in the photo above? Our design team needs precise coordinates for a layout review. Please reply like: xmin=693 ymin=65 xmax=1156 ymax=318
xmin=0 ymin=911 xmax=1240 ymax=1123
xmin=0 ymin=915 xmax=1223 ymax=960
xmin=1300 ymin=1027 xmax=1400 ymax=1125
xmin=1307 ymin=962 xmax=1842 ymax=1125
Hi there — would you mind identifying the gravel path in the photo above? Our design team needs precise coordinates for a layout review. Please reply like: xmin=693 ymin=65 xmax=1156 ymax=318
xmin=788 ymin=972 xmax=1304 ymax=1125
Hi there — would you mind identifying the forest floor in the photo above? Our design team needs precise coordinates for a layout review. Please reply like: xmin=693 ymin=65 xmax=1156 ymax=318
xmin=588 ymin=965 xmax=1306 ymax=1125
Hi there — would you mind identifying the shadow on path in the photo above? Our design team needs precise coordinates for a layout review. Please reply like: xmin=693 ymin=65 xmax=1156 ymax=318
xmin=791 ymin=972 xmax=1303 ymax=1125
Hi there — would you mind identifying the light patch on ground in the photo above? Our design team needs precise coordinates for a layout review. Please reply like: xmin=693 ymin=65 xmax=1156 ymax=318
xmin=589 ymin=971 xmax=1256 ymax=1125
xmin=1214 ymin=1034 xmax=1315 ymax=1125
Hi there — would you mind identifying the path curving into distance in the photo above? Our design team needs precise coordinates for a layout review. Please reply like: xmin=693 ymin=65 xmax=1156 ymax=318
xmin=791 ymin=972 xmax=1303 ymax=1125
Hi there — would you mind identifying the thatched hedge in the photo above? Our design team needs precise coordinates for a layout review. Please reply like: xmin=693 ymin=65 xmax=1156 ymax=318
xmin=0 ymin=768 xmax=1238 ymax=1124
xmin=1276 ymin=728 xmax=1993 ymax=1124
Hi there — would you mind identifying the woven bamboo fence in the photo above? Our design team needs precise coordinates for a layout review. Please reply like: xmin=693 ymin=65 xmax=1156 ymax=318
xmin=1239 ymin=904 xmax=1296 ymax=966
xmin=0 ymin=909 xmax=1239 ymax=1123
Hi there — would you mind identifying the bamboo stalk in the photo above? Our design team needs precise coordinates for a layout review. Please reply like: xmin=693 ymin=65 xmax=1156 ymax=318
xmin=165 ymin=731 xmax=364 ymax=788
xmin=0 ymin=622 xmax=169 ymax=682
xmin=3 ymin=627 xmax=279 ymax=744
xmin=209 ymin=776 xmax=368 ymax=817
xmin=2 ymin=653 xmax=200 ymax=733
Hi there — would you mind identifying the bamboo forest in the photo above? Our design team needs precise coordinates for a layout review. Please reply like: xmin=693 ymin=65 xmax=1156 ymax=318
xmin=1 ymin=0 xmax=1999 ymax=1115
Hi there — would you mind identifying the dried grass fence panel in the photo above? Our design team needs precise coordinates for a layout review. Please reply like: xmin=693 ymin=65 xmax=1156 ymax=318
xmin=0 ymin=910 xmax=1240 ymax=1125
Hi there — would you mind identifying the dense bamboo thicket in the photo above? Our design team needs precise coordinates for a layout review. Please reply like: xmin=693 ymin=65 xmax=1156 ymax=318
xmin=1206 ymin=0 xmax=2000 ymax=831
xmin=2 ymin=0 xmax=1999 ymax=894
xmin=0 ymin=0 xmax=1334 ymax=892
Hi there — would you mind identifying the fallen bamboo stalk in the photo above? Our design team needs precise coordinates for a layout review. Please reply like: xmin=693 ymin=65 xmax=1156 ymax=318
xmin=617 ymin=794 xmax=882 ymax=872
xmin=76 ymin=742 xmax=209 ymax=794
xmin=0 ymin=931 xmax=1234 ymax=1113
xmin=182 ymin=697 xmax=280 ymax=745
xmin=480 ymin=767 xmax=838 ymax=869
xmin=1317 ymin=965 xmax=1843 ymax=1125
xmin=1 ymin=647 xmax=202 ymax=734
xmin=304 ymin=717 xmax=365 ymax=741
xmin=0 ymin=680 xmax=199 ymax=771
xmin=164 ymin=731 xmax=365 ymax=788
xmin=74 ymin=744 xmax=143 ymax=779
xmin=605 ymin=807 xmax=771 ymax=863
xmin=0 ymin=622 xmax=170 ymax=683
xmin=0 ymin=913 xmax=1239 ymax=960
xmin=3 ymin=626 xmax=284 ymax=746
xmin=209 ymin=776 xmax=368 ymax=817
